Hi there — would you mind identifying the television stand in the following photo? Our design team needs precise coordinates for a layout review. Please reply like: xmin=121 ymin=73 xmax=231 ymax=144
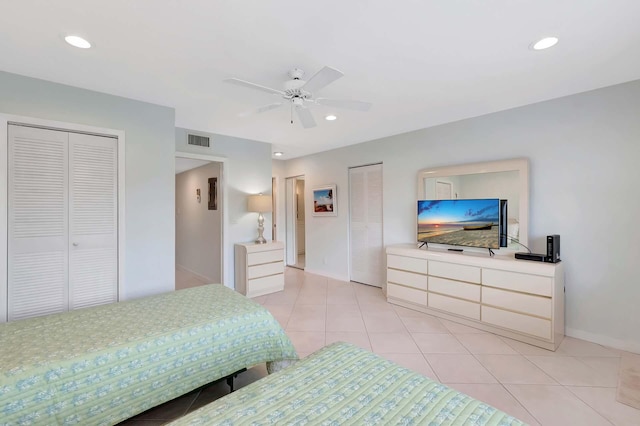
xmin=385 ymin=244 xmax=565 ymax=351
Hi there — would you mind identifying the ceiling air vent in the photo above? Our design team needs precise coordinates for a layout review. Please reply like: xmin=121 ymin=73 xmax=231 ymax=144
xmin=188 ymin=134 xmax=210 ymax=147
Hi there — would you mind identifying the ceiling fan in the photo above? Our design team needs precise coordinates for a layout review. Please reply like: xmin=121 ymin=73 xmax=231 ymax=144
xmin=224 ymin=66 xmax=372 ymax=128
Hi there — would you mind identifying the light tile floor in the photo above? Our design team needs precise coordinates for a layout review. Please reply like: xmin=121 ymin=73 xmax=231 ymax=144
xmin=121 ymin=268 xmax=640 ymax=425
xmin=175 ymin=267 xmax=209 ymax=291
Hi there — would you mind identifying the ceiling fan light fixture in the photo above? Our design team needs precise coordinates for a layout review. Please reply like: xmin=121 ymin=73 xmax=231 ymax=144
xmin=531 ymin=36 xmax=558 ymax=51
xmin=64 ymin=35 xmax=92 ymax=49
xmin=274 ymin=152 xmax=284 ymax=157
xmin=325 ymin=114 xmax=337 ymax=121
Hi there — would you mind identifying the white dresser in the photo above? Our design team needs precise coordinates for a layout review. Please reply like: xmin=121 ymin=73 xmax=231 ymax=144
xmin=235 ymin=241 xmax=285 ymax=297
xmin=386 ymin=244 xmax=564 ymax=350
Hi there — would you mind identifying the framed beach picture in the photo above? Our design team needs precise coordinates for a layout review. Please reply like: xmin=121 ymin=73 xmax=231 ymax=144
xmin=312 ymin=184 xmax=337 ymax=216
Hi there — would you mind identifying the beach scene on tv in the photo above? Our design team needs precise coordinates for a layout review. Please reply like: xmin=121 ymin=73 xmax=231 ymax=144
xmin=418 ymin=199 xmax=500 ymax=249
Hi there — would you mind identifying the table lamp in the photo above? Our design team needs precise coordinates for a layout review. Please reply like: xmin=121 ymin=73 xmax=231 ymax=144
xmin=247 ymin=194 xmax=272 ymax=244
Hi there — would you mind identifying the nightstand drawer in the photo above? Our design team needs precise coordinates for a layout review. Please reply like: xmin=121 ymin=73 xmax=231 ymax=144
xmin=248 ymin=249 xmax=284 ymax=266
xmin=248 ymin=261 xmax=284 ymax=279
xmin=387 ymin=254 xmax=427 ymax=274
xmin=429 ymin=260 xmax=480 ymax=284
xmin=246 ymin=274 xmax=284 ymax=298
xmin=429 ymin=276 xmax=480 ymax=302
xmin=387 ymin=268 xmax=428 ymax=290
xmin=483 ymin=269 xmax=552 ymax=297
xmin=387 ymin=283 xmax=427 ymax=306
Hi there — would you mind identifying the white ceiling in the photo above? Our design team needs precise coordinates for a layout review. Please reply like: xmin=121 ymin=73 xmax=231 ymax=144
xmin=2 ymin=1 xmax=640 ymax=158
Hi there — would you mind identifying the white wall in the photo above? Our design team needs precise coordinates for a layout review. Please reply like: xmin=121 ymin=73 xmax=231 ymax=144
xmin=175 ymin=128 xmax=273 ymax=288
xmin=176 ymin=162 xmax=222 ymax=282
xmin=0 ymin=71 xmax=176 ymax=300
xmin=283 ymin=79 xmax=640 ymax=352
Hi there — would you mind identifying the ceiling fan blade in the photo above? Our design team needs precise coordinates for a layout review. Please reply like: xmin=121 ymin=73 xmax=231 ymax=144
xmin=224 ymin=78 xmax=284 ymax=96
xmin=296 ymin=107 xmax=317 ymax=128
xmin=238 ymin=102 xmax=283 ymax=117
xmin=302 ymin=66 xmax=344 ymax=93
xmin=315 ymin=98 xmax=372 ymax=112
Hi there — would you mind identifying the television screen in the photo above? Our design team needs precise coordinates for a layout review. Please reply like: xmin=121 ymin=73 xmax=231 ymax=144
xmin=417 ymin=199 xmax=501 ymax=249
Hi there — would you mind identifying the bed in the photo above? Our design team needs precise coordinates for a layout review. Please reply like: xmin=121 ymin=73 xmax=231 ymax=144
xmin=169 ymin=342 xmax=525 ymax=426
xmin=0 ymin=284 xmax=297 ymax=426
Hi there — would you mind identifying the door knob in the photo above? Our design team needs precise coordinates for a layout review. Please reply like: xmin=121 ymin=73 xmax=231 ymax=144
xmin=73 ymin=242 xmax=79 ymax=247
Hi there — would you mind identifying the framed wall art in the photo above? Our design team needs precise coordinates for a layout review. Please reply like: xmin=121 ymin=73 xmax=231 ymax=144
xmin=312 ymin=184 xmax=337 ymax=217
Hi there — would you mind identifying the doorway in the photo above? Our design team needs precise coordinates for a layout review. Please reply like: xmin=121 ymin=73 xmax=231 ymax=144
xmin=285 ymin=175 xmax=305 ymax=269
xmin=349 ymin=163 xmax=383 ymax=287
xmin=174 ymin=153 xmax=225 ymax=290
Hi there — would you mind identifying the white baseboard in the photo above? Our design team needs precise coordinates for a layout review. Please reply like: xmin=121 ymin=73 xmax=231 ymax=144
xmin=301 ymin=268 xmax=349 ymax=282
xmin=176 ymin=264 xmax=215 ymax=284
xmin=566 ymin=327 xmax=640 ymax=354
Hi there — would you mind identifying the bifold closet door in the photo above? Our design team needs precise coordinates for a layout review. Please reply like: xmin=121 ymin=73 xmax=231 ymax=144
xmin=68 ymin=132 xmax=118 ymax=309
xmin=349 ymin=163 xmax=383 ymax=287
xmin=8 ymin=125 xmax=118 ymax=321
xmin=8 ymin=125 xmax=70 ymax=320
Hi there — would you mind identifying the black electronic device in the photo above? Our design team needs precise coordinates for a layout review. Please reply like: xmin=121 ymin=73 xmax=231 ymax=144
xmin=499 ymin=200 xmax=508 ymax=247
xmin=546 ymin=234 xmax=560 ymax=263
xmin=515 ymin=252 xmax=546 ymax=262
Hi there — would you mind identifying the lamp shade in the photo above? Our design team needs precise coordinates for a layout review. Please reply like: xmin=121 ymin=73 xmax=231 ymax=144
xmin=247 ymin=194 xmax=272 ymax=213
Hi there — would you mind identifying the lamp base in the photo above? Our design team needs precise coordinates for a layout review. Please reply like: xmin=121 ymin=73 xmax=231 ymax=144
xmin=255 ymin=212 xmax=267 ymax=244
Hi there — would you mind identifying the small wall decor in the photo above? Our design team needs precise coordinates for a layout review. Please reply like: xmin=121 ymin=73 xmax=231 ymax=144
xmin=196 ymin=188 xmax=201 ymax=203
xmin=208 ymin=177 xmax=217 ymax=210
xmin=312 ymin=184 xmax=337 ymax=216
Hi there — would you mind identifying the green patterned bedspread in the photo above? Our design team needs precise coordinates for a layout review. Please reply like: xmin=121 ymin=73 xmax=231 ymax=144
xmin=0 ymin=285 xmax=297 ymax=426
xmin=169 ymin=342 xmax=525 ymax=426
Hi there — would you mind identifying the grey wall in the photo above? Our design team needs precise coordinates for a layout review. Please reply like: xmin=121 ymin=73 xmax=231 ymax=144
xmin=0 ymin=71 xmax=176 ymax=300
xmin=176 ymin=162 xmax=222 ymax=282
xmin=283 ymin=79 xmax=640 ymax=352
xmin=175 ymin=128 xmax=273 ymax=288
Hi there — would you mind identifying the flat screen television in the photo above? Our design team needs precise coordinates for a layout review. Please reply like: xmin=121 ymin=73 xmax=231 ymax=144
xmin=417 ymin=199 xmax=507 ymax=249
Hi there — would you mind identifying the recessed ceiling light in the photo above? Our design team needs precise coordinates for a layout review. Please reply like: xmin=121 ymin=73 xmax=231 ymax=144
xmin=273 ymin=152 xmax=283 ymax=157
xmin=64 ymin=35 xmax=92 ymax=49
xmin=325 ymin=114 xmax=337 ymax=121
xmin=531 ymin=36 xmax=558 ymax=51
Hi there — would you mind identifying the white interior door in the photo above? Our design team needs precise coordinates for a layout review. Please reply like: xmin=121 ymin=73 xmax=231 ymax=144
xmin=285 ymin=177 xmax=297 ymax=266
xmin=8 ymin=125 xmax=69 ymax=320
xmin=349 ymin=163 xmax=383 ymax=287
xmin=69 ymin=132 xmax=118 ymax=309
xmin=296 ymin=178 xmax=305 ymax=255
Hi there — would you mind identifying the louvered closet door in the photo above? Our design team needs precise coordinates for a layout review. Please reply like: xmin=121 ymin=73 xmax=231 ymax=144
xmin=8 ymin=125 xmax=70 ymax=320
xmin=69 ymin=133 xmax=118 ymax=309
xmin=349 ymin=163 xmax=383 ymax=287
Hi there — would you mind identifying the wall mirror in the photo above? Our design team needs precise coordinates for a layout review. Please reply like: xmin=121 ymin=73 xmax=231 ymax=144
xmin=417 ymin=158 xmax=529 ymax=250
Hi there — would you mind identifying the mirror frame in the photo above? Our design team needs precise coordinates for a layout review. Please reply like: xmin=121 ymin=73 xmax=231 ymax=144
xmin=417 ymin=158 xmax=529 ymax=249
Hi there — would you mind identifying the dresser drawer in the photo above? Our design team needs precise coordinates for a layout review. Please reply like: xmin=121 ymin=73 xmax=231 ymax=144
xmin=387 ymin=283 xmax=428 ymax=306
xmin=483 ymin=269 xmax=552 ymax=297
xmin=482 ymin=287 xmax=551 ymax=318
xmin=482 ymin=306 xmax=551 ymax=340
xmin=387 ymin=268 xmax=428 ymax=290
xmin=429 ymin=276 xmax=480 ymax=302
xmin=387 ymin=254 xmax=427 ymax=274
xmin=429 ymin=260 xmax=480 ymax=284
xmin=428 ymin=293 xmax=480 ymax=320
xmin=248 ymin=249 xmax=284 ymax=266
xmin=248 ymin=261 xmax=284 ymax=279
xmin=246 ymin=274 xmax=284 ymax=298
xmin=387 ymin=254 xmax=428 ymax=274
